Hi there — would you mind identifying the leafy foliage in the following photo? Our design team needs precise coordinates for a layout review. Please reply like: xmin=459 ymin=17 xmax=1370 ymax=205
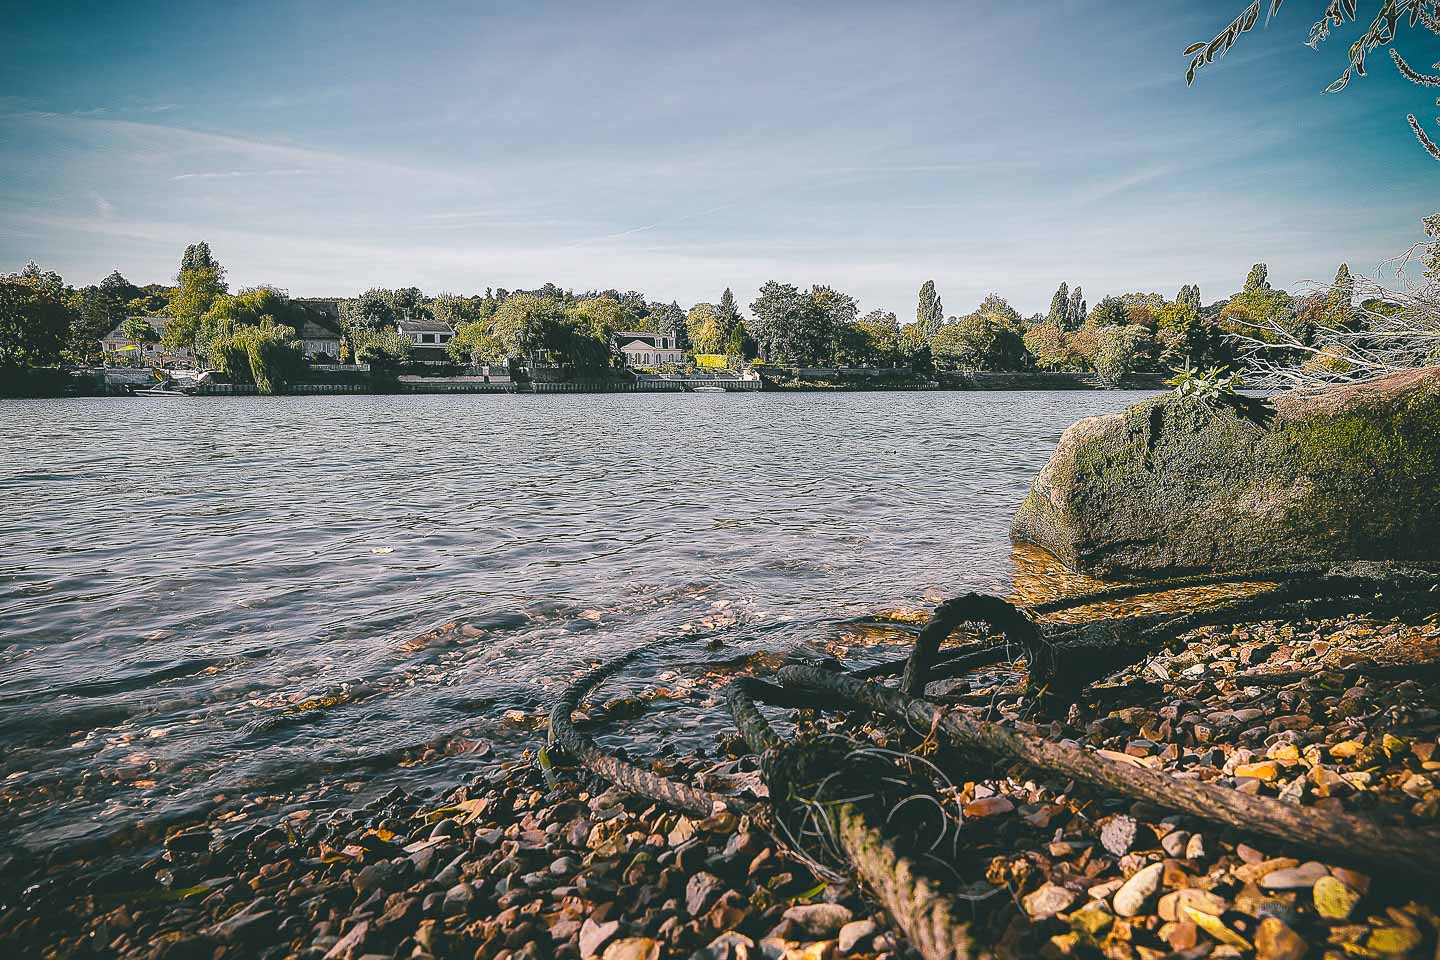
xmin=167 ymin=253 xmax=228 ymax=353
xmin=1046 ymin=283 xmax=1069 ymax=328
xmin=915 ymin=280 xmax=944 ymax=341
xmin=685 ymin=302 xmax=723 ymax=354
xmin=1024 ymin=321 xmax=1076 ymax=370
xmin=748 ymin=282 xmax=845 ymax=365
xmin=211 ymin=319 xmax=304 ymax=394
xmin=1184 ymin=1 xmax=1440 ymax=160
xmin=0 ymin=266 xmax=73 ymax=370
xmin=447 ymin=321 xmax=506 ymax=364
xmin=1065 ymin=285 xmax=1087 ymax=331
xmin=1091 ymin=325 xmax=1155 ymax=386
xmin=932 ymin=311 xmax=1028 ymax=370
xmin=1165 ymin=361 xmax=1246 ymax=402
xmin=1088 ymin=295 xmax=1129 ymax=328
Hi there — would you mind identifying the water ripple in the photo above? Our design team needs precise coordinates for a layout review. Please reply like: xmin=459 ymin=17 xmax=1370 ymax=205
xmin=0 ymin=390 xmax=1148 ymax=851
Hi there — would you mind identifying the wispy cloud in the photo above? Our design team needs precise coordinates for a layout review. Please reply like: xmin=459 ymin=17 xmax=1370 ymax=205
xmin=12 ymin=112 xmax=491 ymax=191
xmin=88 ymin=191 xmax=114 ymax=220
xmin=170 ymin=168 xmax=306 ymax=181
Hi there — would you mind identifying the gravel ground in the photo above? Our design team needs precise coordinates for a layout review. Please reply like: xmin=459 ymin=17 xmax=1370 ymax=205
xmin=3 ymin=610 xmax=1437 ymax=960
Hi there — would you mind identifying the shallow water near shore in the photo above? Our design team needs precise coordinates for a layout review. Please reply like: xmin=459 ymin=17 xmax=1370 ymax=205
xmin=0 ymin=390 xmax=1154 ymax=853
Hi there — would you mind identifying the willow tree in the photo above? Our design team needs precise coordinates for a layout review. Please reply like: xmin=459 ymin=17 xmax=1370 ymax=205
xmin=1184 ymin=1 xmax=1440 ymax=160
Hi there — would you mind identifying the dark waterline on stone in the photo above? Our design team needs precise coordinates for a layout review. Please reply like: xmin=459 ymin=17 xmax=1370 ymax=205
xmin=0 ymin=390 xmax=1151 ymax=852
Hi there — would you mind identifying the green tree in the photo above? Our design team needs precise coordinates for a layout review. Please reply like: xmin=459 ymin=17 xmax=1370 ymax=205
xmin=210 ymin=319 xmax=303 ymax=394
xmin=167 ymin=255 xmax=227 ymax=353
xmin=686 ymin=302 xmax=724 ymax=354
xmin=727 ymin=319 xmax=751 ymax=360
xmin=1088 ymin=295 xmax=1128 ymax=328
xmin=339 ymin=288 xmax=400 ymax=358
xmin=915 ymin=280 xmax=944 ymax=341
xmin=99 ymin=270 xmax=140 ymax=305
xmin=1065 ymin=285 xmax=1086 ymax=330
xmin=748 ymin=283 xmax=857 ymax=365
xmin=1325 ymin=262 xmax=1359 ymax=330
xmin=932 ymin=312 xmax=1029 ymax=370
xmin=448 ymin=321 xmax=506 ymax=364
xmin=490 ymin=292 xmax=570 ymax=361
xmin=1023 ymin=323 xmax=1074 ymax=370
xmin=1220 ymin=262 xmax=1300 ymax=343
xmin=570 ymin=296 xmax=626 ymax=346
xmin=197 ymin=287 xmax=303 ymax=366
xmin=1092 ymin=324 xmax=1154 ymax=386
xmin=716 ymin=287 xmax=742 ymax=344
xmin=67 ymin=286 xmax=114 ymax=364
xmin=121 ymin=314 xmax=158 ymax=343
xmin=649 ymin=300 xmax=688 ymax=349
xmin=748 ymin=282 xmax=809 ymax=363
xmin=0 ymin=268 xmax=73 ymax=370
xmin=429 ymin=293 xmax=487 ymax=328
xmin=1155 ymin=300 xmax=1207 ymax=365
xmin=975 ymin=293 xmax=1021 ymax=324
xmin=852 ymin=309 xmax=902 ymax=365
xmin=1045 ymin=282 xmax=1069 ymax=327
xmin=808 ymin=285 xmax=857 ymax=362
xmin=180 ymin=241 xmax=224 ymax=278
xmin=352 ymin=328 xmax=414 ymax=365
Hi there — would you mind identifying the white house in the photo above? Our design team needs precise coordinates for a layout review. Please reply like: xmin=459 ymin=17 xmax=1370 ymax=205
xmin=101 ymin=317 xmax=196 ymax=366
xmin=397 ymin=318 xmax=455 ymax=349
xmin=614 ymin=330 xmax=686 ymax=367
xmin=296 ymin=315 xmax=343 ymax=359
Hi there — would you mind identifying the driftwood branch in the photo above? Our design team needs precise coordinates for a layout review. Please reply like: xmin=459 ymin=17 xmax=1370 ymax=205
xmin=776 ymin=664 xmax=1440 ymax=879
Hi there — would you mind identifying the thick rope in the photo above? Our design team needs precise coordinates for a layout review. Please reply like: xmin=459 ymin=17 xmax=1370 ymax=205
xmin=901 ymin=594 xmax=1039 ymax=697
xmin=548 ymin=647 xmax=745 ymax=816
xmin=730 ymin=683 xmax=976 ymax=960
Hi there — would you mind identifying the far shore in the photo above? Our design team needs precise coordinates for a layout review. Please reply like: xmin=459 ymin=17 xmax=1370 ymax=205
xmin=4 ymin=367 xmax=1172 ymax=399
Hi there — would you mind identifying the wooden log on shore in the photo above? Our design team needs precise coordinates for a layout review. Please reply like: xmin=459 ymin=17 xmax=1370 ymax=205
xmin=776 ymin=664 xmax=1440 ymax=879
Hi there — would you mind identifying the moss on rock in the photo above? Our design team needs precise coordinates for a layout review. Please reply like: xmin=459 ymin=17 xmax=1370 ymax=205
xmin=1011 ymin=368 xmax=1440 ymax=576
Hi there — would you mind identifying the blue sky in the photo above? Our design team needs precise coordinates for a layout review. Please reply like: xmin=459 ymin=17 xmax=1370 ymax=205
xmin=1 ymin=1 xmax=1435 ymax=315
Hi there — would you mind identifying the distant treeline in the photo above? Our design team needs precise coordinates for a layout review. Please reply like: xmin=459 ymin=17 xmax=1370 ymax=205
xmin=0 ymin=240 xmax=1387 ymax=390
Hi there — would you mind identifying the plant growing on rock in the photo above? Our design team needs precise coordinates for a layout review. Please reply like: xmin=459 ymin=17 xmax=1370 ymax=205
xmin=1165 ymin=361 xmax=1245 ymax=403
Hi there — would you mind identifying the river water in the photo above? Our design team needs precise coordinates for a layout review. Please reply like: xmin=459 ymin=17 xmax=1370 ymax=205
xmin=0 ymin=390 xmax=1152 ymax=853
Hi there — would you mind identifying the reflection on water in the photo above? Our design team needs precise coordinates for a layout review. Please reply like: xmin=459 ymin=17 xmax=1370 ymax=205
xmin=1009 ymin=543 xmax=1275 ymax=623
xmin=0 ymin=390 xmax=1159 ymax=852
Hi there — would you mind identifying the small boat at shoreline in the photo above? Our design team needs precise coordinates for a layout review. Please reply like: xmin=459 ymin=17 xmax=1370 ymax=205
xmin=691 ymin=385 xmax=727 ymax=393
xmin=133 ymin=379 xmax=196 ymax=397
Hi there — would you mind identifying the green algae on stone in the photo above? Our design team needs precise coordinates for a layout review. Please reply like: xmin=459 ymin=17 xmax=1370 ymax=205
xmin=1011 ymin=368 xmax=1440 ymax=576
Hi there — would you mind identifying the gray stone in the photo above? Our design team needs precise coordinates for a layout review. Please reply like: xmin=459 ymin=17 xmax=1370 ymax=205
xmin=1100 ymin=815 xmax=1139 ymax=858
xmin=1112 ymin=862 xmax=1164 ymax=917
xmin=692 ymin=932 xmax=756 ymax=960
xmin=1010 ymin=368 xmax=1440 ymax=575
xmin=1023 ymin=882 xmax=1077 ymax=919
xmin=351 ymin=862 xmax=396 ymax=896
xmin=838 ymin=920 xmax=877 ymax=954
xmin=580 ymin=918 xmax=621 ymax=958
xmin=205 ymin=910 xmax=277 ymax=944
xmin=781 ymin=902 xmax=854 ymax=939
xmin=442 ymin=881 xmax=475 ymax=916
xmin=1259 ymin=861 xmax=1330 ymax=891
xmin=685 ymin=872 xmax=726 ymax=916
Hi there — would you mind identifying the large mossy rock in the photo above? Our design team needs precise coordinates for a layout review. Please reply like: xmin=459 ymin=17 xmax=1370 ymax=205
xmin=1011 ymin=368 xmax=1440 ymax=576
